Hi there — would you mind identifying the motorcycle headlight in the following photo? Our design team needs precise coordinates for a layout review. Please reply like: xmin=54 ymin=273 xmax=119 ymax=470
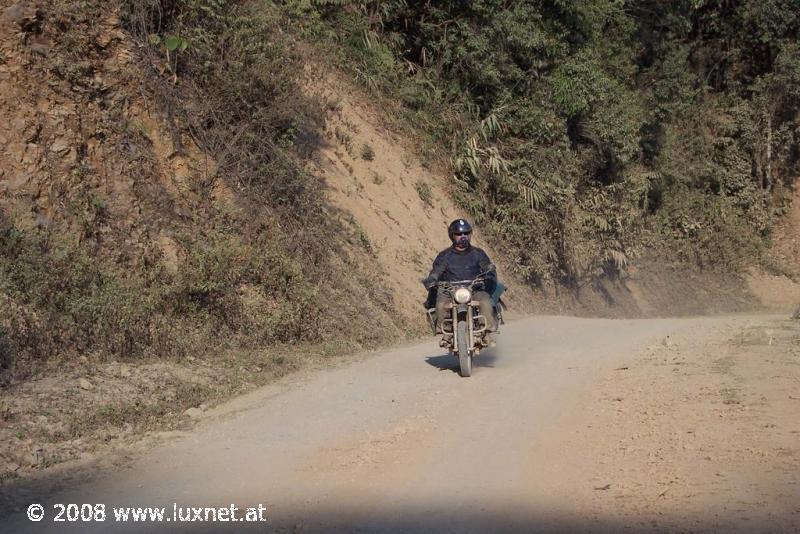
xmin=454 ymin=288 xmax=472 ymax=304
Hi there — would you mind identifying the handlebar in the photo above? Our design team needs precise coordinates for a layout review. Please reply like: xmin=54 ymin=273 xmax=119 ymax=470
xmin=423 ymin=270 xmax=495 ymax=291
xmin=436 ymin=275 xmax=488 ymax=292
xmin=437 ymin=278 xmax=484 ymax=286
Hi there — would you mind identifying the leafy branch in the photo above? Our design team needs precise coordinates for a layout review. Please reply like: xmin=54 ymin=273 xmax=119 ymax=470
xmin=148 ymin=34 xmax=190 ymax=82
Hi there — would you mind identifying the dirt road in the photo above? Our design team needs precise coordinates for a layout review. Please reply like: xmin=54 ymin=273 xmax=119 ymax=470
xmin=3 ymin=315 xmax=799 ymax=533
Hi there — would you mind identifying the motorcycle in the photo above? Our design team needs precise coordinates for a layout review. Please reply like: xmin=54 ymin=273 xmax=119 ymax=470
xmin=425 ymin=275 xmax=504 ymax=377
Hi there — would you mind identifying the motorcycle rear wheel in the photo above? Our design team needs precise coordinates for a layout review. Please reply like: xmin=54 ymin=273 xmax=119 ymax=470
xmin=457 ymin=320 xmax=472 ymax=377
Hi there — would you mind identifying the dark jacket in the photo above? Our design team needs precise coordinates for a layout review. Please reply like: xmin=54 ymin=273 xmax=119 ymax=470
xmin=423 ymin=245 xmax=497 ymax=292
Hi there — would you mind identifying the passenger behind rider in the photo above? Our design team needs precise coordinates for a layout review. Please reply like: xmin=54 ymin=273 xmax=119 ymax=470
xmin=422 ymin=219 xmax=498 ymax=343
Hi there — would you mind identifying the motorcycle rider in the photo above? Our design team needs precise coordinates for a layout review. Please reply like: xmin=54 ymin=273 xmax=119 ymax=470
xmin=423 ymin=219 xmax=498 ymax=343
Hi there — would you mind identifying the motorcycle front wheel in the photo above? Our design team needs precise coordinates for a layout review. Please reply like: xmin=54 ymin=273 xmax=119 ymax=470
xmin=457 ymin=320 xmax=472 ymax=377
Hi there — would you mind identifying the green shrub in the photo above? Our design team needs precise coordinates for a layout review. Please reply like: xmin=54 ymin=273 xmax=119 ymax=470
xmin=414 ymin=181 xmax=434 ymax=208
xmin=360 ymin=143 xmax=375 ymax=161
xmin=304 ymin=0 xmax=798 ymax=285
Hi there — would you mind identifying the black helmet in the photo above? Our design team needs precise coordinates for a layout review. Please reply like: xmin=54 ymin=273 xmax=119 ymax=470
xmin=448 ymin=218 xmax=472 ymax=243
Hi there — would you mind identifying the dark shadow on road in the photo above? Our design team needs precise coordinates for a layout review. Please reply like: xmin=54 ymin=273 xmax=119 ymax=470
xmin=424 ymin=353 xmax=459 ymax=373
xmin=425 ymin=350 xmax=498 ymax=373
xmin=476 ymin=349 xmax=498 ymax=368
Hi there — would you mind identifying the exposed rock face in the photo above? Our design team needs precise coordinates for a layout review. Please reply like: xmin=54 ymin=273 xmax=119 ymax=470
xmin=0 ymin=1 xmax=209 ymax=267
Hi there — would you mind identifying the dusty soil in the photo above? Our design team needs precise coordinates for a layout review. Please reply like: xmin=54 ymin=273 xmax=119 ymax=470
xmin=532 ymin=316 xmax=800 ymax=532
xmin=744 ymin=183 xmax=800 ymax=310
xmin=302 ymin=68 xmax=536 ymax=323
xmin=0 ymin=0 xmax=219 ymax=246
xmin=769 ymin=185 xmax=800 ymax=279
xmin=2 ymin=314 xmax=798 ymax=533
xmin=0 ymin=340 xmax=384 ymax=487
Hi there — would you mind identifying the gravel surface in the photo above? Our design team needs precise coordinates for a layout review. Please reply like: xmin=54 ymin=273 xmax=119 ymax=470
xmin=2 ymin=315 xmax=798 ymax=533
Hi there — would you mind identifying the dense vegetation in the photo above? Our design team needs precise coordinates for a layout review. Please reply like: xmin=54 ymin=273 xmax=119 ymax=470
xmin=291 ymin=0 xmax=800 ymax=285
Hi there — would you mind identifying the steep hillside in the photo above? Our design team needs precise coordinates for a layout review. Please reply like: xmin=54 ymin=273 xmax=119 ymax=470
xmin=746 ymin=186 xmax=800 ymax=309
xmin=296 ymin=0 xmax=800 ymax=298
xmin=0 ymin=0 xmax=421 ymax=386
xmin=0 ymin=0 xmax=532 ymax=482
xmin=1 ymin=0 xmax=799 ymax=487
xmin=769 ymin=187 xmax=800 ymax=277
xmin=305 ymin=70 xmax=535 ymax=320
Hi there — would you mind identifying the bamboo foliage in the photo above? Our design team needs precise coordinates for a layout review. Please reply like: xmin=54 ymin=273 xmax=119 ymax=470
xmin=607 ymin=249 xmax=628 ymax=270
xmin=303 ymin=0 xmax=800 ymax=283
xmin=453 ymin=137 xmax=510 ymax=180
xmin=453 ymin=106 xmax=511 ymax=181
